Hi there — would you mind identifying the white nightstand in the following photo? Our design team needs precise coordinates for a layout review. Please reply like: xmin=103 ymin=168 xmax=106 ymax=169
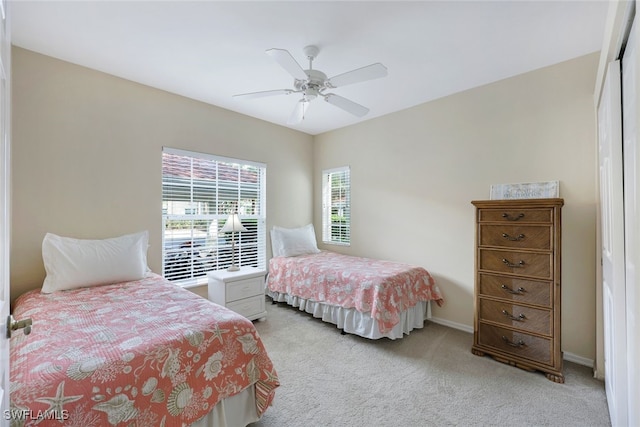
xmin=207 ymin=266 xmax=267 ymax=321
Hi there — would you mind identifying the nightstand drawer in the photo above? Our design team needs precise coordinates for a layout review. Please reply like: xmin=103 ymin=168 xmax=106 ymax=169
xmin=208 ymin=267 xmax=267 ymax=321
xmin=226 ymin=276 xmax=264 ymax=302
xmin=227 ymin=295 xmax=265 ymax=319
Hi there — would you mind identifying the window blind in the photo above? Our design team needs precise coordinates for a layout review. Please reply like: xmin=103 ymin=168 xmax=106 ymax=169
xmin=322 ymin=166 xmax=350 ymax=245
xmin=162 ymin=148 xmax=266 ymax=284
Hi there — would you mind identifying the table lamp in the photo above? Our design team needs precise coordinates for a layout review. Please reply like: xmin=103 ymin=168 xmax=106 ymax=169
xmin=221 ymin=213 xmax=248 ymax=271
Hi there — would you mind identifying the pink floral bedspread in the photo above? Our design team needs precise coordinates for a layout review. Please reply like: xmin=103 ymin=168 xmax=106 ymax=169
xmin=10 ymin=274 xmax=279 ymax=426
xmin=267 ymin=251 xmax=443 ymax=333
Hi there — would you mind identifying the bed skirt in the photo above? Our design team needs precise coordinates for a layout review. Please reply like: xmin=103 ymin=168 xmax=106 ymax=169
xmin=267 ymin=290 xmax=432 ymax=340
xmin=190 ymin=385 xmax=259 ymax=427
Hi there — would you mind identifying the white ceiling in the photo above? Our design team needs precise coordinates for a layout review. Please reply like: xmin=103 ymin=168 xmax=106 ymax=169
xmin=11 ymin=1 xmax=609 ymax=136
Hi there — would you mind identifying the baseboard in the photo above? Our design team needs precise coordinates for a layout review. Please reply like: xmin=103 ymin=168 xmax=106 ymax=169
xmin=592 ymin=368 xmax=605 ymax=380
xmin=563 ymin=351 xmax=594 ymax=368
xmin=429 ymin=316 xmax=473 ymax=334
xmin=429 ymin=316 xmax=596 ymax=369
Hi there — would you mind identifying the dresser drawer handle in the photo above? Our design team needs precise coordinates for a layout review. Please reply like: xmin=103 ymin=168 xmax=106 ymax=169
xmin=501 ymin=309 xmax=526 ymax=321
xmin=500 ymin=284 xmax=526 ymax=295
xmin=502 ymin=336 xmax=526 ymax=348
xmin=501 ymin=233 xmax=525 ymax=241
xmin=502 ymin=213 xmax=525 ymax=221
xmin=502 ymin=258 xmax=525 ymax=268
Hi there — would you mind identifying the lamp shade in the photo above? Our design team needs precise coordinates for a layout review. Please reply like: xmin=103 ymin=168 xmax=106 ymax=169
xmin=220 ymin=214 xmax=248 ymax=233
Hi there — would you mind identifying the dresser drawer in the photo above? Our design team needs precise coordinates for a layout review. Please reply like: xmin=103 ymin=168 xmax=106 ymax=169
xmin=478 ymin=323 xmax=552 ymax=365
xmin=479 ymin=248 xmax=552 ymax=280
xmin=227 ymin=294 xmax=265 ymax=318
xmin=478 ymin=273 xmax=552 ymax=307
xmin=478 ymin=208 xmax=552 ymax=224
xmin=479 ymin=299 xmax=551 ymax=335
xmin=479 ymin=224 xmax=552 ymax=250
xmin=226 ymin=276 xmax=264 ymax=303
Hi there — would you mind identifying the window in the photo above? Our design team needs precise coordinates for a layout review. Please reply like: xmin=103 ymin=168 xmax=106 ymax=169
xmin=322 ymin=166 xmax=350 ymax=245
xmin=162 ymin=148 xmax=266 ymax=284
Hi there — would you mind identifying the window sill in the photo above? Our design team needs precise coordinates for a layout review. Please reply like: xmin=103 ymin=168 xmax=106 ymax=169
xmin=322 ymin=241 xmax=351 ymax=247
xmin=171 ymin=276 xmax=208 ymax=289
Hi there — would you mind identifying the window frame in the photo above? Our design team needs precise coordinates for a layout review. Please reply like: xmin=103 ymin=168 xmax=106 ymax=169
xmin=162 ymin=147 xmax=266 ymax=286
xmin=322 ymin=166 xmax=351 ymax=246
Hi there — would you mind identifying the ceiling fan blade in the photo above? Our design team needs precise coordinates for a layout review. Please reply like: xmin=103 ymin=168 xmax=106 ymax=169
xmin=266 ymin=48 xmax=308 ymax=81
xmin=287 ymin=99 xmax=310 ymax=125
xmin=233 ymin=89 xmax=294 ymax=99
xmin=327 ymin=63 xmax=388 ymax=88
xmin=324 ymin=94 xmax=369 ymax=117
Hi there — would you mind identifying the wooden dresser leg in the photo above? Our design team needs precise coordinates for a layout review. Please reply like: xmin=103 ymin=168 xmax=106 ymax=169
xmin=545 ymin=373 xmax=565 ymax=384
xmin=471 ymin=348 xmax=485 ymax=357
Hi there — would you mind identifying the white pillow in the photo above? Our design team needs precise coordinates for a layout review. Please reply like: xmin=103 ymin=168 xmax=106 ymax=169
xmin=41 ymin=231 xmax=149 ymax=293
xmin=270 ymin=228 xmax=283 ymax=257
xmin=271 ymin=224 xmax=320 ymax=257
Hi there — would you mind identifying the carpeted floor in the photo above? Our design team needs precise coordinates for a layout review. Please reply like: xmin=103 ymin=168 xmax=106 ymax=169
xmin=251 ymin=300 xmax=610 ymax=427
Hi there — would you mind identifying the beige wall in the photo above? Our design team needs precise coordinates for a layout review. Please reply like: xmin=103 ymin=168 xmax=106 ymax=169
xmin=314 ymin=53 xmax=599 ymax=361
xmin=11 ymin=47 xmax=313 ymax=301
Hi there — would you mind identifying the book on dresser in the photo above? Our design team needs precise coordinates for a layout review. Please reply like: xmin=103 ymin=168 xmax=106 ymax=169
xmin=471 ymin=198 xmax=564 ymax=383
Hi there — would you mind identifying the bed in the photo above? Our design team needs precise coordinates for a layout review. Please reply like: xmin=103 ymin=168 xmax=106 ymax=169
xmin=266 ymin=225 xmax=444 ymax=340
xmin=10 ymin=231 xmax=279 ymax=426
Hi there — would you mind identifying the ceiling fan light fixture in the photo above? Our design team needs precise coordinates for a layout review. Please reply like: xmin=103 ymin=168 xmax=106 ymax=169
xmin=304 ymin=90 xmax=318 ymax=101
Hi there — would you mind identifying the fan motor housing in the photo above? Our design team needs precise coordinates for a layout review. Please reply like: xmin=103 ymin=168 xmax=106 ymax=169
xmin=294 ymin=69 xmax=327 ymax=100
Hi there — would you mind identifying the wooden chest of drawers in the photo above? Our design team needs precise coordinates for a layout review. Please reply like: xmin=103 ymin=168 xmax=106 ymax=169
xmin=471 ymin=198 xmax=564 ymax=383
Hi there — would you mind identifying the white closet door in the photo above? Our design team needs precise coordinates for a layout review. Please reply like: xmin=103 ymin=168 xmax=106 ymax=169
xmin=622 ymin=17 xmax=640 ymax=427
xmin=0 ymin=0 xmax=9 ymax=416
xmin=598 ymin=59 xmax=627 ymax=427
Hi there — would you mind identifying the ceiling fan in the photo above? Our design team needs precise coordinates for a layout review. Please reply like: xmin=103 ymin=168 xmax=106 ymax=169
xmin=233 ymin=45 xmax=388 ymax=124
